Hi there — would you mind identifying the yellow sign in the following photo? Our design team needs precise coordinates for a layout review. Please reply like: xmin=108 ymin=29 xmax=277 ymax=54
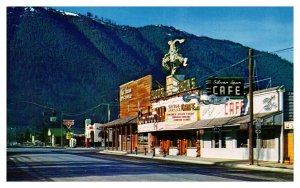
xmin=66 ymin=132 xmax=71 ymax=140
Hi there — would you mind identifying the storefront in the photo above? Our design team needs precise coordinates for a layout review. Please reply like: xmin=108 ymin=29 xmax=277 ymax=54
xmin=100 ymin=75 xmax=152 ymax=153
xmin=138 ymin=74 xmax=201 ymax=156
xmin=179 ymin=86 xmax=285 ymax=162
xmin=139 ymin=85 xmax=285 ymax=162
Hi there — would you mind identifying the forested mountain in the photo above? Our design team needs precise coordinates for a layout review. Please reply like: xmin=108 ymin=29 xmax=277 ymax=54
xmin=7 ymin=7 xmax=293 ymax=141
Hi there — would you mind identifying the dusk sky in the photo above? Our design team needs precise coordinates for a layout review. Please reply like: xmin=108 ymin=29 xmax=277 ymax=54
xmin=53 ymin=6 xmax=293 ymax=63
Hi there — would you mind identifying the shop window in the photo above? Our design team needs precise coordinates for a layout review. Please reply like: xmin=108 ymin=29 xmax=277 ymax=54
xmin=221 ymin=132 xmax=226 ymax=148
xmin=203 ymin=133 xmax=210 ymax=148
xmin=237 ymin=130 xmax=248 ymax=148
xmin=212 ymin=133 xmax=220 ymax=148
xmin=138 ymin=134 xmax=148 ymax=146
xmin=261 ymin=130 xmax=275 ymax=148
xmin=187 ymin=137 xmax=196 ymax=147
xmin=171 ymin=138 xmax=178 ymax=147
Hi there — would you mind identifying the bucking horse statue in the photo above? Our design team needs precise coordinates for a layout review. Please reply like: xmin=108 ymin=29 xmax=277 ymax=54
xmin=162 ymin=39 xmax=188 ymax=75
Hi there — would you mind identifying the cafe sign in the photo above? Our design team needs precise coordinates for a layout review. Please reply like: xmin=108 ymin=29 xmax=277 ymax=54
xmin=206 ymin=77 xmax=244 ymax=97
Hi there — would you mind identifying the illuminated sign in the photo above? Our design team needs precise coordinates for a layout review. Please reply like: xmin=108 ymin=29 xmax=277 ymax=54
xmin=206 ymin=77 xmax=244 ymax=97
xmin=151 ymin=88 xmax=165 ymax=100
xmin=151 ymin=77 xmax=196 ymax=100
xmin=178 ymin=78 xmax=196 ymax=93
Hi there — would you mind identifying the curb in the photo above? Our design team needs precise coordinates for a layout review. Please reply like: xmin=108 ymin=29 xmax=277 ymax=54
xmin=123 ymin=153 xmax=293 ymax=174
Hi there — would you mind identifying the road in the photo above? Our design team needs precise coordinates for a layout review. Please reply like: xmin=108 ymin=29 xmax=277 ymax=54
xmin=7 ymin=147 xmax=293 ymax=182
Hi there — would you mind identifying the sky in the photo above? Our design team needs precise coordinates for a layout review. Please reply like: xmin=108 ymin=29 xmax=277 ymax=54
xmin=53 ymin=6 xmax=294 ymax=63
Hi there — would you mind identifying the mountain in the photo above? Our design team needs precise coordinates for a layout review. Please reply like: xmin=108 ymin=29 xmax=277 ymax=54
xmin=7 ymin=7 xmax=293 ymax=141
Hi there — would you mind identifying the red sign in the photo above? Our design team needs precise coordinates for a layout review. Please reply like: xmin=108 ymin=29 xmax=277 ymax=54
xmin=63 ymin=120 xmax=74 ymax=129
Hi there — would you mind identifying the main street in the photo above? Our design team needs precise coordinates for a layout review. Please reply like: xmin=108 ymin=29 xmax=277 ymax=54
xmin=7 ymin=147 xmax=293 ymax=182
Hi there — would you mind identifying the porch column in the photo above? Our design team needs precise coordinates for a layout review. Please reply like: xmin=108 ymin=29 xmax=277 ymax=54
xmin=130 ymin=124 xmax=133 ymax=153
xmin=112 ymin=128 xmax=115 ymax=150
xmin=120 ymin=126 xmax=123 ymax=151
xmin=107 ymin=128 xmax=110 ymax=150
xmin=103 ymin=128 xmax=106 ymax=150
xmin=125 ymin=125 xmax=128 ymax=152
xmin=115 ymin=127 xmax=118 ymax=150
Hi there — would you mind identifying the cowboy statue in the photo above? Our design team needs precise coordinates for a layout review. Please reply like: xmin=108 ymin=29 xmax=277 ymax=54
xmin=162 ymin=39 xmax=188 ymax=75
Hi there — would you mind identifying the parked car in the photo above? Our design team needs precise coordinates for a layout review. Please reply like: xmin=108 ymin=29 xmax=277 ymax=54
xmin=34 ymin=140 xmax=44 ymax=146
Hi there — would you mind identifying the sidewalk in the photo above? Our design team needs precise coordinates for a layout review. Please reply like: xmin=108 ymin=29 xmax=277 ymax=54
xmin=99 ymin=150 xmax=293 ymax=174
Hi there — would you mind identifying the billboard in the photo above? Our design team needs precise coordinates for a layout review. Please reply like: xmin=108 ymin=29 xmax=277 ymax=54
xmin=119 ymin=75 xmax=152 ymax=118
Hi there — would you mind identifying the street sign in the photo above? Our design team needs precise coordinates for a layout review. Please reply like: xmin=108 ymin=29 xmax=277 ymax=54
xmin=63 ymin=120 xmax=74 ymax=129
xmin=50 ymin=116 xmax=57 ymax=122
xmin=255 ymin=129 xmax=261 ymax=134
xmin=66 ymin=132 xmax=71 ymax=139
xmin=213 ymin=127 xmax=221 ymax=133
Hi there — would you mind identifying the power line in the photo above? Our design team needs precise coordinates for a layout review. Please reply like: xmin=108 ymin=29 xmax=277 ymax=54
xmin=198 ymin=46 xmax=293 ymax=84
xmin=8 ymin=100 xmax=55 ymax=111
xmin=8 ymin=100 xmax=118 ymax=117
xmin=198 ymin=57 xmax=249 ymax=82
xmin=253 ymin=47 xmax=293 ymax=58
xmin=64 ymin=103 xmax=118 ymax=117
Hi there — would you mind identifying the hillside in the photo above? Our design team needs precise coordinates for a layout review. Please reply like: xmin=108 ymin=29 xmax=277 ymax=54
xmin=7 ymin=7 xmax=293 ymax=141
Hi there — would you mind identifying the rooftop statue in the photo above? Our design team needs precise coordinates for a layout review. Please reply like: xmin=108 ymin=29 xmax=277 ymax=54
xmin=162 ymin=39 xmax=188 ymax=75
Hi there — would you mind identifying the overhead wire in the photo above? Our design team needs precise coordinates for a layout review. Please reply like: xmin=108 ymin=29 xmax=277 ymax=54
xmin=197 ymin=46 xmax=293 ymax=85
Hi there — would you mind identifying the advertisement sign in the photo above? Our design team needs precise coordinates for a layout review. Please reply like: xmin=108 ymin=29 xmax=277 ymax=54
xmin=284 ymin=121 xmax=294 ymax=130
xmin=166 ymin=111 xmax=197 ymax=124
xmin=119 ymin=75 xmax=152 ymax=118
xmin=253 ymin=91 xmax=280 ymax=113
xmin=201 ymin=99 xmax=244 ymax=119
xmin=206 ymin=77 xmax=244 ymax=97
xmin=201 ymin=87 xmax=282 ymax=120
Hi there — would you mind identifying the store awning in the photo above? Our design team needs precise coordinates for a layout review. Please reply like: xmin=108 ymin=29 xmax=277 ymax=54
xmin=175 ymin=111 xmax=283 ymax=130
xmin=100 ymin=115 xmax=137 ymax=128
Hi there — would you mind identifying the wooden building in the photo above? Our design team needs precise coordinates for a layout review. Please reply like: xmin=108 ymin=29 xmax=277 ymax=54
xmin=100 ymin=75 xmax=152 ymax=153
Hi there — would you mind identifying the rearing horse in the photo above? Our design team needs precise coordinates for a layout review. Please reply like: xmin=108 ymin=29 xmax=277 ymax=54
xmin=162 ymin=39 xmax=188 ymax=75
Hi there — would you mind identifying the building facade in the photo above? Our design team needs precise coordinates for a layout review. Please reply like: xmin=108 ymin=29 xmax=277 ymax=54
xmin=96 ymin=39 xmax=292 ymax=163
xmin=100 ymin=75 xmax=152 ymax=153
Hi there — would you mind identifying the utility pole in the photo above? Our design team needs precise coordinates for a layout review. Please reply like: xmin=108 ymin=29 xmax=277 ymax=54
xmin=248 ymin=48 xmax=254 ymax=165
xmin=107 ymin=104 xmax=110 ymax=123
xmin=61 ymin=111 xmax=64 ymax=147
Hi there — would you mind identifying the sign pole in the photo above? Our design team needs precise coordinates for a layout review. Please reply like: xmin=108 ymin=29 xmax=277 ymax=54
xmin=248 ymin=48 xmax=254 ymax=165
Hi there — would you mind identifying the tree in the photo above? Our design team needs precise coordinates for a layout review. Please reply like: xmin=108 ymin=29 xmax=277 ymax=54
xmin=87 ymin=12 xmax=93 ymax=18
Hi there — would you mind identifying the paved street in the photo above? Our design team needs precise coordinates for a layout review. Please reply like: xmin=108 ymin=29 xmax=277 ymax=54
xmin=7 ymin=147 xmax=293 ymax=182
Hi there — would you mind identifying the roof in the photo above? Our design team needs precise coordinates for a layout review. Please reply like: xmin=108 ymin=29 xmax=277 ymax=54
xmin=101 ymin=115 xmax=137 ymax=128
xmin=175 ymin=111 xmax=283 ymax=130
